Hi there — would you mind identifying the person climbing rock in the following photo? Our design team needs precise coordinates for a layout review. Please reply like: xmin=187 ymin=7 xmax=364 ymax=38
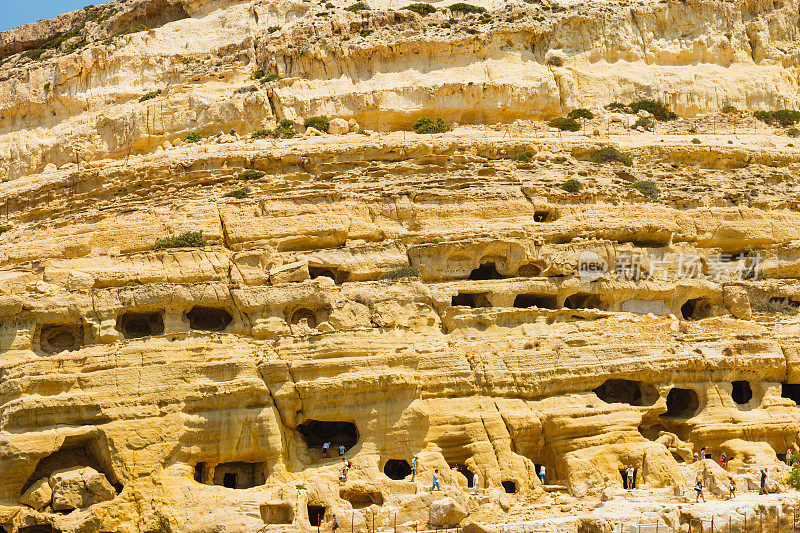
xmin=332 ymin=514 xmax=339 ymax=532
xmin=411 ymin=456 xmax=417 ymax=482
xmin=694 ymin=478 xmax=705 ymax=502
xmin=431 ymin=469 xmax=441 ymax=491
xmin=760 ymin=467 xmax=768 ymax=495
xmin=339 ymin=457 xmax=352 ymax=483
xmin=729 ymin=476 xmax=736 ymax=500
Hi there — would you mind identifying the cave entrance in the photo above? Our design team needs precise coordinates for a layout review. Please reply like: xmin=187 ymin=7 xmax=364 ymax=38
xmin=340 ymin=487 xmax=383 ymax=508
xmin=35 ymin=323 xmax=84 ymax=355
xmin=309 ymin=266 xmax=347 ymax=284
xmin=290 ymin=308 xmax=318 ymax=328
xmin=513 ymin=294 xmax=558 ymax=309
xmin=261 ymin=503 xmax=294 ymax=524
xmin=116 ymin=311 xmax=164 ymax=339
xmin=451 ymin=293 xmax=491 ymax=308
xmin=194 ymin=462 xmax=205 ymax=483
xmin=564 ymin=293 xmax=605 ymax=311
xmin=681 ymin=298 xmax=712 ymax=320
xmin=516 ymin=263 xmax=542 ymax=277
xmin=186 ymin=306 xmax=232 ymax=331
xmin=533 ymin=209 xmax=556 ymax=222
xmin=213 ymin=462 xmax=264 ymax=489
xmin=660 ymin=388 xmax=700 ymax=419
xmin=620 ymin=468 xmax=637 ymax=489
xmin=384 ymin=459 xmax=411 ymax=480
xmin=449 ymin=463 xmax=474 ymax=487
xmin=18 ymin=528 xmax=57 ymax=533
xmin=782 ymin=383 xmax=800 ymax=405
xmin=732 ymin=381 xmax=753 ymax=405
xmin=297 ymin=420 xmax=358 ymax=453
xmin=308 ymin=506 xmax=326 ymax=527
xmin=501 ymin=480 xmax=517 ymax=493
xmin=594 ymin=379 xmax=658 ymax=406
xmin=22 ymin=434 xmax=121 ymax=495
xmin=469 ymin=262 xmax=503 ymax=280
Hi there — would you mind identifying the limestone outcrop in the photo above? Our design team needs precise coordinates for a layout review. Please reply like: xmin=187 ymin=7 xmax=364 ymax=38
xmin=3 ymin=0 xmax=800 ymax=532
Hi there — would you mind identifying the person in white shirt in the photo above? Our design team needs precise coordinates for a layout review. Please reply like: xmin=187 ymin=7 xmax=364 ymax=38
xmin=472 ymin=472 xmax=479 ymax=494
xmin=538 ymin=465 xmax=545 ymax=484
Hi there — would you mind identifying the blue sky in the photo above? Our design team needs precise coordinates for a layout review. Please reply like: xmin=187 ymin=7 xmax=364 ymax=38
xmin=1 ymin=1 xmax=105 ymax=32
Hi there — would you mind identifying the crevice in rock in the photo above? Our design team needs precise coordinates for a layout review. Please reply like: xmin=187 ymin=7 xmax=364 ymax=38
xmin=660 ymin=388 xmax=700 ymax=419
xmin=186 ymin=306 xmax=232 ymax=331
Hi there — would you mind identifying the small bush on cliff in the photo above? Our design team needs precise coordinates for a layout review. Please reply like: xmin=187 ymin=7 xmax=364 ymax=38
xmin=512 ymin=151 xmax=533 ymax=162
xmin=403 ymin=3 xmax=437 ymax=14
xmin=239 ymin=169 xmax=265 ymax=180
xmin=754 ymin=298 xmax=799 ymax=315
xmin=548 ymin=117 xmax=580 ymax=131
xmin=787 ymin=128 xmax=800 ymax=138
xmin=223 ymin=189 xmax=250 ymax=199
xmin=789 ymin=461 xmax=800 ymax=489
xmin=545 ymin=55 xmax=563 ymax=67
xmin=590 ymin=146 xmax=632 ymax=166
xmin=629 ymin=99 xmax=677 ymax=121
xmin=139 ymin=89 xmax=161 ymax=102
xmin=691 ymin=138 xmax=701 ymax=144
xmin=304 ymin=116 xmax=330 ymax=132
xmin=114 ymin=24 xmax=147 ymax=38
xmin=754 ymin=110 xmax=800 ymax=127
xmin=274 ymin=119 xmax=297 ymax=138
xmin=252 ymin=69 xmax=265 ymax=80
xmin=251 ymin=129 xmax=271 ymax=139
xmin=185 ymin=132 xmax=203 ymax=143
xmin=561 ymin=179 xmax=582 ymax=193
xmin=268 ymin=25 xmax=281 ymax=33
xmin=567 ymin=108 xmax=594 ymax=120
xmin=633 ymin=180 xmax=660 ymax=200
xmin=449 ymin=2 xmax=486 ymax=13
xmin=380 ymin=266 xmax=420 ymax=280
xmin=721 ymin=104 xmax=737 ymax=114
xmin=633 ymin=117 xmax=651 ymax=129
xmin=345 ymin=2 xmax=370 ymax=11
xmin=153 ymin=231 xmax=206 ymax=250
xmin=263 ymin=73 xmax=281 ymax=82
xmin=413 ymin=117 xmax=451 ymax=134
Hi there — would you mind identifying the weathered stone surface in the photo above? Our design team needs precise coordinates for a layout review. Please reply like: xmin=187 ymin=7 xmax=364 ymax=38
xmin=19 ymin=478 xmax=52 ymax=511
xmin=50 ymin=467 xmax=115 ymax=511
xmin=429 ymin=497 xmax=467 ymax=527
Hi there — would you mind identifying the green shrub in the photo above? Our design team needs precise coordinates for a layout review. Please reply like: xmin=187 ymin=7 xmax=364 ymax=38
xmin=252 ymin=69 xmax=265 ymax=79
xmin=449 ymin=2 xmax=486 ymax=13
xmin=545 ymin=55 xmax=563 ymax=67
xmin=251 ymin=129 xmax=272 ymax=139
xmin=274 ymin=119 xmax=296 ymax=138
xmin=239 ymin=169 xmax=265 ymax=180
xmin=567 ymin=108 xmax=594 ymax=120
xmin=633 ymin=117 xmax=651 ymax=129
xmin=0 ymin=225 xmax=10 ymax=235
xmin=464 ymin=27 xmax=479 ymax=34
xmin=223 ymin=189 xmax=249 ymax=199
xmin=789 ymin=461 xmax=800 ymax=489
xmin=24 ymin=49 xmax=45 ymax=60
xmin=263 ymin=73 xmax=281 ymax=82
xmin=379 ymin=266 xmax=420 ymax=280
xmin=268 ymin=25 xmax=281 ymax=33
xmin=360 ymin=28 xmax=373 ymax=37
xmin=44 ymin=83 xmax=51 ymax=92
xmin=633 ymin=180 xmax=660 ymax=200
xmin=413 ymin=117 xmax=451 ymax=134
xmin=153 ymin=231 xmax=206 ymax=250
xmin=185 ymin=132 xmax=202 ymax=143
xmin=754 ymin=298 xmax=799 ymax=315
xmin=403 ymin=3 xmax=437 ymax=14
xmin=345 ymin=2 xmax=370 ymax=11
xmin=547 ymin=117 xmax=580 ymax=131
xmin=561 ymin=178 xmax=582 ymax=193
xmin=591 ymin=146 xmax=632 ymax=166
xmin=787 ymin=128 xmax=800 ymax=138
xmin=754 ymin=110 xmax=800 ymax=127
xmin=687 ymin=126 xmax=697 ymax=133
xmin=605 ymin=102 xmax=625 ymax=111
xmin=114 ymin=24 xmax=147 ymax=38
xmin=304 ymin=116 xmax=330 ymax=132
xmin=512 ymin=151 xmax=533 ymax=162
xmin=691 ymin=138 xmax=701 ymax=144
xmin=629 ymin=99 xmax=677 ymax=121
xmin=721 ymin=104 xmax=737 ymax=114
xmin=139 ymin=89 xmax=161 ymax=102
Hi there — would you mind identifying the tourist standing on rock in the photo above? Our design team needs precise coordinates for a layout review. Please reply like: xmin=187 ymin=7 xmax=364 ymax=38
xmin=760 ymin=467 xmax=768 ymax=494
xmin=538 ymin=464 xmax=546 ymax=484
xmin=729 ymin=476 xmax=736 ymax=499
xmin=323 ymin=441 xmax=331 ymax=458
xmin=787 ymin=448 xmax=793 ymax=465
xmin=694 ymin=478 xmax=705 ymax=502
xmin=693 ymin=452 xmax=699 ymax=463
xmin=411 ymin=456 xmax=417 ymax=481
xmin=626 ymin=465 xmax=635 ymax=489
xmin=700 ymin=447 xmax=706 ymax=459
xmin=431 ymin=469 xmax=441 ymax=491
xmin=338 ymin=444 xmax=345 ymax=456
xmin=339 ymin=458 xmax=351 ymax=483
xmin=473 ymin=471 xmax=479 ymax=494
xmin=719 ymin=452 xmax=727 ymax=470
xmin=332 ymin=514 xmax=339 ymax=532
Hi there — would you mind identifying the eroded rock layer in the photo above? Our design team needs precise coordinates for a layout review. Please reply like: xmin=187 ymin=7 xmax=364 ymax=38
xmin=3 ymin=0 xmax=800 ymax=532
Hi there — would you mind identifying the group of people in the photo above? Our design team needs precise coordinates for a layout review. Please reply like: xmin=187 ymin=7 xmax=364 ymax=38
xmin=322 ymin=441 xmax=347 ymax=459
xmin=693 ymin=467 xmax=770 ymax=502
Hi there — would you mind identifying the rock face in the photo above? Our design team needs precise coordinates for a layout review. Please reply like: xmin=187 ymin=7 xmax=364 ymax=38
xmin=3 ymin=0 xmax=800 ymax=532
